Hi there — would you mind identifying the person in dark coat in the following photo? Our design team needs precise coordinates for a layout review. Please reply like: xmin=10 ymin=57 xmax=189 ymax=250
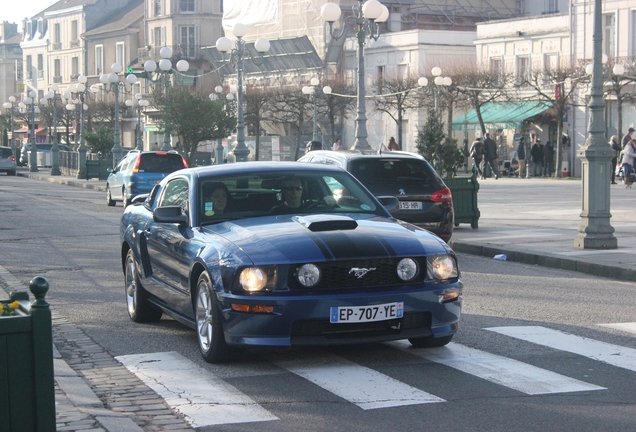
xmin=469 ymin=137 xmax=485 ymax=179
xmin=543 ymin=141 xmax=554 ymax=177
xmin=610 ymin=135 xmax=620 ymax=184
xmin=531 ymin=139 xmax=543 ymax=177
xmin=515 ymin=138 xmax=526 ymax=177
xmin=483 ymin=133 xmax=499 ymax=179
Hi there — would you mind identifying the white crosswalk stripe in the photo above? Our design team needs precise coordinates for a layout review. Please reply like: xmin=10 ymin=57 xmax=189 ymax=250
xmin=485 ymin=326 xmax=636 ymax=373
xmin=269 ymin=350 xmax=445 ymax=409
xmin=115 ymin=351 xmax=278 ymax=427
xmin=598 ymin=322 xmax=636 ymax=335
xmin=388 ymin=341 xmax=605 ymax=395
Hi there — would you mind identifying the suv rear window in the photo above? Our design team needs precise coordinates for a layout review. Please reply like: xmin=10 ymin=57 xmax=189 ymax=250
xmin=349 ymin=158 xmax=437 ymax=184
xmin=137 ymin=153 xmax=186 ymax=173
xmin=0 ymin=148 xmax=13 ymax=158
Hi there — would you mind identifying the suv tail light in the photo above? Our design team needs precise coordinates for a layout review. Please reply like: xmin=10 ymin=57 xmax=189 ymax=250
xmin=9 ymin=156 xmax=15 ymax=162
xmin=431 ymin=187 xmax=452 ymax=203
xmin=132 ymin=155 xmax=141 ymax=173
xmin=181 ymin=156 xmax=188 ymax=168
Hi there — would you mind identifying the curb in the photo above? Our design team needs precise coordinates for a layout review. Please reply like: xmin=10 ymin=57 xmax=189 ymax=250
xmin=16 ymin=171 xmax=107 ymax=192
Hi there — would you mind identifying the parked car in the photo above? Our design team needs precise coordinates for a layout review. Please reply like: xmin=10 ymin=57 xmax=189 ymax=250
xmin=19 ymin=143 xmax=74 ymax=167
xmin=0 ymin=146 xmax=16 ymax=175
xmin=120 ymin=162 xmax=462 ymax=363
xmin=298 ymin=150 xmax=454 ymax=241
xmin=106 ymin=150 xmax=188 ymax=207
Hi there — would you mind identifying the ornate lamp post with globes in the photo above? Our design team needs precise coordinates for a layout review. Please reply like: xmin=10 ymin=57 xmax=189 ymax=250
xmin=100 ymin=64 xmax=138 ymax=166
xmin=209 ymin=85 xmax=235 ymax=164
xmin=321 ymin=0 xmax=389 ymax=153
xmin=431 ymin=67 xmax=452 ymax=115
xmin=67 ymin=75 xmax=93 ymax=178
xmin=41 ymin=83 xmax=61 ymax=175
xmin=302 ymin=77 xmax=321 ymax=142
xmin=2 ymin=96 xmax=17 ymax=160
xmin=143 ymin=47 xmax=189 ymax=152
xmin=23 ymin=90 xmax=39 ymax=172
xmin=125 ymin=94 xmax=150 ymax=151
xmin=215 ymin=24 xmax=270 ymax=162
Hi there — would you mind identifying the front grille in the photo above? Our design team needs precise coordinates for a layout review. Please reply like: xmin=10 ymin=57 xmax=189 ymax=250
xmin=291 ymin=312 xmax=431 ymax=339
xmin=287 ymin=258 xmax=426 ymax=291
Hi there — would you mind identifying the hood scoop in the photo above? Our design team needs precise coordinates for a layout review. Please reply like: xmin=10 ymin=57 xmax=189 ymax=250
xmin=292 ymin=215 xmax=358 ymax=232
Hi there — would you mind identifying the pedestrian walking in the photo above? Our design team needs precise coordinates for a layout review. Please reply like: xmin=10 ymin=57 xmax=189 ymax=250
xmin=469 ymin=137 xmax=485 ymax=179
xmin=531 ymin=139 xmax=543 ymax=177
xmin=387 ymin=137 xmax=400 ymax=151
xmin=622 ymin=139 xmax=636 ymax=188
xmin=622 ymin=127 xmax=635 ymax=149
xmin=543 ymin=141 xmax=554 ymax=177
xmin=610 ymin=135 xmax=621 ymax=184
xmin=515 ymin=138 xmax=526 ymax=177
xmin=483 ymin=133 xmax=499 ymax=179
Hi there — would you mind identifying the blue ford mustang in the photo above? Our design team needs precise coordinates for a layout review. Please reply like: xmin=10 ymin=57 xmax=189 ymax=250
xmin=120 ymin=162 xmax=462 ymax=363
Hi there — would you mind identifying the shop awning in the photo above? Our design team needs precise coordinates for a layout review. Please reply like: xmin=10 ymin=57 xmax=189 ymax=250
xmin=452 ymin=101 xmax=552 ymax=130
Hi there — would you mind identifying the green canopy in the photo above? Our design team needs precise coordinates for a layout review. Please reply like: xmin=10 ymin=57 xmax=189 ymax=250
xmin=452 ymin=101 xmax=552 ymax=130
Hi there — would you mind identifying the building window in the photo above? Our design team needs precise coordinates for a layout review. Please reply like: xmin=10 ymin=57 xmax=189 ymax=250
xmin=154 ymin=0 xmax=162 ymax=17
xmin=71 ymin=20 xmax=78 ymax=41
xmin=397 ymin=64 xmax=406 ymax=78
xmin=116 ymin=42 xmax=125 ymax=67
xmin=26 ymin=55 xmax=33 ymax=80
xmin=54 ymin=23 xmax=61 ymax=46
xmin=516 ymin=56 xmax=530 ymax=84
xmin=154 ymin=27 xmax=163 ymax=47
xmin=72 ymin=57 xmax=79 ymax=79
xmin=95 ymin=45 xmax=103 ymax=75
xmin=604 ymin=13 xmax=615 ymax=57
xmin=543 ymin=53 xmax=558 ymax=83
xmin=490 ymin=57 xmax=502 ymax=84
xmin=179 ymin=0 xmax=194 ymax=12
xmin=377 ymin=65 xmax=384 ymax=86
xmin=37 ymin=54 xmax=43 ymax=79
xmin=179 ymin=26 xmax=195 ymax=58
xmin=54 ymin=59 xmax=61 ymax=82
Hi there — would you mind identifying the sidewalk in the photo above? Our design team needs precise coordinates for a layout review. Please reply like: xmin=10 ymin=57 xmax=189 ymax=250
xmin=11 ymin=166 xmax=635 ymax=431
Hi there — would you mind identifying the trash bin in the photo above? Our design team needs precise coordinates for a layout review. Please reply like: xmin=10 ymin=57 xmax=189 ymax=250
xmin=561 ymin=161 xmax=569 ymax=178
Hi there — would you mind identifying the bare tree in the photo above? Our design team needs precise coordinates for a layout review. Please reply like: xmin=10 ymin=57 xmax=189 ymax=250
xmin=244 ymin=84 xmax=277 ymax=161
xmin=319 ymin=78 xmax=356 ymax=148
xmin=268 ymin=86 xmax=313 ymax=160
xmin=598 ymin=58 xmax=636 ymax=140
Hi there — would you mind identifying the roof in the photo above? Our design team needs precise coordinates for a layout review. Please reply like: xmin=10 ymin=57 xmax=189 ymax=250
xmin=82 ymin=0 xmax=143 ymax=37
xmin=201 ymin=36 xmax=323 ymax=77
xmin=452 ymin=101 xmax=552 ymax=130
xmin=44 ymin=0 xmax=101 ymax=15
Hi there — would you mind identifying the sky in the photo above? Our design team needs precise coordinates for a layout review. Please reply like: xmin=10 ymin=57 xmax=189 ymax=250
xmin=2 ymin=0 xmax=57 ymax=30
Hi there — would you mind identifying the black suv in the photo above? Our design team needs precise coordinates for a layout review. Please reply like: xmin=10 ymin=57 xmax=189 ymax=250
xmin=106 ymin=150 xmax=188 ymax=207
xmin=298 ymin=150 xmax=454 ymax=241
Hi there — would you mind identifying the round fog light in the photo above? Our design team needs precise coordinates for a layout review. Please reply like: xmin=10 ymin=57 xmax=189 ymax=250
xmin=397 ymin=258 xmax=418 ymax=281
xmin=298 ymin=264 xmax=321 ymax=287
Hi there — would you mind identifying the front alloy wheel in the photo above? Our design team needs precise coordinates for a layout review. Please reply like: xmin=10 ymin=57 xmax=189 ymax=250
xmin=195 ymin=272 xmax=237 ymax=363
xmin=106 ymin=186 xmax=115 ymax=206
xmin=125 ymin=249 xmax=162 ymax=322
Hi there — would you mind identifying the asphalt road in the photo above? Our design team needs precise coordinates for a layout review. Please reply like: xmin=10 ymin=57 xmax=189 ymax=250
xmin=1 ymin=175 xmax=635 ymax=431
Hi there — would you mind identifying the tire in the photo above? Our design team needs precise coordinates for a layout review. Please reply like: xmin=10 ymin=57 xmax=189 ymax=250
xmin=106 ymin=186 xmax=116 ymax=206
xmin=9 ymin=170 xmax=16 ymax=176
xmin=122 ymin=188 xmax=130 ymax=208
xmin=408 ymin=334 xmax=453 ymax=348
xmin=195 ymin=272 xmax=237 ymax=363
xmin=125 ymin=249 xmax=162 ymax=323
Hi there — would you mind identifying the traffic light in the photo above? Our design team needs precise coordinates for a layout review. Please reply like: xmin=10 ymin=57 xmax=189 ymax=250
xmin=128 ymin=67 xmax=148 ymax=79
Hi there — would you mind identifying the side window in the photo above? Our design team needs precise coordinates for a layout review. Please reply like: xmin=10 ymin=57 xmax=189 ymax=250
xmin=115 ymin=155 xmax=129 ymax=171
xmin=324 ymin=157 xmax=342 ymax=167
xmin=159 ymin=178 xmax=189 ymax=213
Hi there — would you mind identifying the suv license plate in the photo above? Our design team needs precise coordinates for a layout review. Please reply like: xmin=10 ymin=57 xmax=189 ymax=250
xmin=330 ymin=302 xmax=404 ymax=323
xmin=399 ymin=201 xmax=423 ymax=210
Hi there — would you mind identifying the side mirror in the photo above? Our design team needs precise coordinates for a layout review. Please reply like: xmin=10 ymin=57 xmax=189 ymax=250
xmin=107 ymin=167 xmax=114 ymax=173
xmin=153 ymin=206 xmax=188 ymax=225
xmin=377 ymin=196 xmax=399 ymax=212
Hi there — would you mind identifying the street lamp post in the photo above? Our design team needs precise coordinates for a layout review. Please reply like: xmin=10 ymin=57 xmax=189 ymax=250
xmin=302 ymin=77 xmax=321 ymax=142
xmin=66 ymin=75 xmax=92 ymax=179
xmin=3 ymin=96 xmax=17 ymax=160
xmin=321 ymin=0 xmax=389 ymax=153
xmin=209 ymin=85 xmax=234 ymax=164
xmin=431 ymin=67 xmax=452 ymax=115
xmin=143 ymin=47 xmax=190 ymax=153
xmin=215 ymin=24 xmax=270 ymax=162
xmin=100 ymin=64 xmax=138 ymax=166
xmin=574 ymin=0 xmax=617 ymax=250
xmin=125 ymin=94 xmax=149 ymax=151
xmin=42 ymin=84 xmax=61 ymax=175
xmin=24 ymin=90 xmax=39 ymax=172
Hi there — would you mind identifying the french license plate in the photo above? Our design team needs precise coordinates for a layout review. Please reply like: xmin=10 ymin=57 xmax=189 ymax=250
xmin=399 ymin=201 xmax=422 ymax=210
xmin=330 ymin=302 xmax=404 ymax=323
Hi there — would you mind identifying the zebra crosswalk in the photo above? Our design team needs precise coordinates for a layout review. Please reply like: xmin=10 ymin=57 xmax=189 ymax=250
xmin=115 ymin=324 xmax=636 ymax=428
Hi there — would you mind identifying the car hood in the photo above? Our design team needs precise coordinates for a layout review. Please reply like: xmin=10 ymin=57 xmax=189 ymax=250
xmin=202 ymin=214 xmax=449 ymax=264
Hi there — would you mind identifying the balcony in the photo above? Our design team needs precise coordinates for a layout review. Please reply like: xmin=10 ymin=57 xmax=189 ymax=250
xmin=70 ymin=74 xmax=79 ymax=80
xmin=52 ymin=42 xmax=61 ymax=50
xmin=70 ymin=40 xmax=80 ymax=48
xmin=38 ymin=70 xmax=44 ymax=79
xmin=138 ymin=44 xmax=206 ymax=63
xmin=53 ymin=76 xmax=62 ymax=83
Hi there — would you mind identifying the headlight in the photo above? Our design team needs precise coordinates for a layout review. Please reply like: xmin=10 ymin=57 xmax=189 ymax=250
xmin=427 ymin=255 xmax=458 ymax=280
xmin=297 ymin=263 xmax=321 ymax=287
xmin=238 ymin=266 xmax=277 ymax=292
xmin=397 ymin=258 xmax=418 ymax=281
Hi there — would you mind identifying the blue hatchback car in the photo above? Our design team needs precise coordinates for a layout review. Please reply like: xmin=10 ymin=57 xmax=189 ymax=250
xmin=120 ymin=162 xmax=462 ymax=363
xmin=106 ymin=150 xmax=188 ymax=207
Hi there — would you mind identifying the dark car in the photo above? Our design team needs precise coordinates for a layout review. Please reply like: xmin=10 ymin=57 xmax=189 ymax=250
xmin=107 ymin=150 xmax=188 ymax=207
xmin=298 ymin=150 xmax=454 ymax=241
xmin=120 ymin=162 xmax=462 ymax=363
xmin=0 ymin=146 xmax=16 ymax=175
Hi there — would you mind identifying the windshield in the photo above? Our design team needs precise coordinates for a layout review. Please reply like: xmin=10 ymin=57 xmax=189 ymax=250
xmin=198 ymin=170 xmax=383 ymax=224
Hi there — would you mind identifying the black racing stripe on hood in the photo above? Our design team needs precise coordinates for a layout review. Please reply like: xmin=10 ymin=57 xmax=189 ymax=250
xmin=307 ymin=230 xmax=396 ymax=261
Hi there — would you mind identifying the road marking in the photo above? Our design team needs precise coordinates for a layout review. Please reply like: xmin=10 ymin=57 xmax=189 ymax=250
xmin=270 ymin=351 xmax=444 ymax=409
xmin=389 ymin=341 xmax=604 ymax=395
xmin=115 ymin=351 xmax=278 ymax=427
xmin=598 ymin=322 xmax=636 ymax=335
xmin=485 ymin=326 xmax=636 ymax=373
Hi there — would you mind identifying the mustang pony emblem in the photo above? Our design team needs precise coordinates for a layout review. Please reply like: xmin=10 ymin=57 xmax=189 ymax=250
xmin=399 ymin=188 xmax=406 ymax=195
xmin=349 ymin=267 xmax=377 ymax=278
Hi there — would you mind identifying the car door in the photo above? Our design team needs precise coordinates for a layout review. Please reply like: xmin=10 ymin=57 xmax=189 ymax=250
xmin=144 ymin=177 xmax=192 ymax=308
